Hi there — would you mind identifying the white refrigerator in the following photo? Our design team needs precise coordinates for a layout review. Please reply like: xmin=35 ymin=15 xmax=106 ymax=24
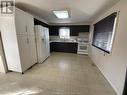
xmin=35 ymin=25 xmax=50 ymax=63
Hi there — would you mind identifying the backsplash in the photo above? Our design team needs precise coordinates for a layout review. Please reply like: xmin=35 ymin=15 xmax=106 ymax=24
xmin=50 ymin=36 xmax=78 ymax=42
xmin=78 ymin=32 xmax=89 ymax=38
xmin=50 ymin=32 xmax=90 ymax=42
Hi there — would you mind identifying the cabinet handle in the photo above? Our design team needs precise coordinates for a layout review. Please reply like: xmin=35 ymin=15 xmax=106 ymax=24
xmin=27 ymin=38 xmax=29 ymax=44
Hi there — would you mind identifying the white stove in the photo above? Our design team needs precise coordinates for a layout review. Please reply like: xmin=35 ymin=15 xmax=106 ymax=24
xmin=77 ymin=38 xmax=89 ymax=55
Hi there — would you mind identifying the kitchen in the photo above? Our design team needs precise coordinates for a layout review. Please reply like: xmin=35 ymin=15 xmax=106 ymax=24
xmin=34 ymin=19 xmax=90 ymax=54
xmin=0 ymin=0 xmax=127 ymax=95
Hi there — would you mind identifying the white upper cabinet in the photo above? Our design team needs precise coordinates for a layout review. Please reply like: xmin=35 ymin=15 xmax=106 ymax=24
xmin=15 ymin=8 xmax=27 ymax=35
xmin=26 ymin=14 xmax=35 ymax=36
xmin=15 ymin=8 xmax=35 ymax=36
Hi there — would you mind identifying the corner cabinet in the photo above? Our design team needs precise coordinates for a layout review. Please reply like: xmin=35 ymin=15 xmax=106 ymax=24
xmin=2 ymin=8 xmax=37 ymax=73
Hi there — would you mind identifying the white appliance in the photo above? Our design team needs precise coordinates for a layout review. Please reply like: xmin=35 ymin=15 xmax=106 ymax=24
xmin=77 ymin=38 xmax=89 ymax=55
xmin=35 ymin=25 xmax=50 ymax=63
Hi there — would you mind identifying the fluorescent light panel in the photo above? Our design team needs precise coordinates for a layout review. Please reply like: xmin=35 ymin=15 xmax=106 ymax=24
xmin=53 ymin=10 xmax=69 ymax=19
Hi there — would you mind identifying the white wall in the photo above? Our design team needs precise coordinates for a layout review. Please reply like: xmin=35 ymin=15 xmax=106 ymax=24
xmin=89 ymin=0 xmax=127 ymax=95
xmin=0 ymin=34 xmax=7 ymax=73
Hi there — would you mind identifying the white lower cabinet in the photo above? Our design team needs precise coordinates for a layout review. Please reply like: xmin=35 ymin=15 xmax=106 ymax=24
xmin=17 ymin=35 xmax=31 ymax=72
xmin=17 ymin=35 xmax=37 ymax=73
xmin=29 ymin=35 xmax=37 ymax=65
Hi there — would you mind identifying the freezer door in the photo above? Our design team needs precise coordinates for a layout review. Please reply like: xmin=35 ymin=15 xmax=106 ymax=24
xmin=44 ymin=27 xmax=50 ymax=57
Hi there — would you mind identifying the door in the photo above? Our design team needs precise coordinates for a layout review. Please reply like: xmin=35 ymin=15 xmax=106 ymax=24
xmin=29 ymin=36 xmax=37 ymax=65
xmin=17 ymin=35 xmax=30 ymax=72
xmin=15 ymin=8 xmax=27 ymax=35
xmin=40 ymin=27 xmax=47 ymax=62
xmin=44 ymin=27 xmax=50 ymax=57
xmin=78 ymin=44 xmax=88 ymax=52
xmin=26 ymin=14 xmax=37 ymax=65
xmin=35 ymin=25 xmax=46 ymax=63
xmin=26 ymin=14 xmax=35 ymax=36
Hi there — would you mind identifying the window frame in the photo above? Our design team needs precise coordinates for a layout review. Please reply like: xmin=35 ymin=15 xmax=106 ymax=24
xmin=92 ymin=12 xmax=118 ymax=54
xmin=59 ymin=27 xmax=70 ymax=39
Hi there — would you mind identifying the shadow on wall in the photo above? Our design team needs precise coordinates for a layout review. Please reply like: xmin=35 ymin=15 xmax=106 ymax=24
xmin=15 ymin=2 xmax=49 ymax=20
xmin=123 ymin=70 xmax=127 ymax=95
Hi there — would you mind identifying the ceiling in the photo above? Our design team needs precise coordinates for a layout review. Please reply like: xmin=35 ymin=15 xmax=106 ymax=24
xmin=15 ymin=0 xmax=119 ymax=25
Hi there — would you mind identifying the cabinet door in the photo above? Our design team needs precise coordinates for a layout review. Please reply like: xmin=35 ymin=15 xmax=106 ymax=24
xmin=15 ymin=8 xmax=27 ymax=35
xmin=49 ymin=26 xmax=59 ymax=36
xmin=53 ymin=42 xmax=78 ymax=53
xmin=44 ymin=28 xmax=50 ymax=57
xmin=29 ymin=36 xmax=37 ymax=65
xmin=17 ymin=35 xmax=31 ymax=72
xmin=26 ymin=14 xmax=35 ymax=36
xmin=50 ymin=43 xmax=53 ymax=53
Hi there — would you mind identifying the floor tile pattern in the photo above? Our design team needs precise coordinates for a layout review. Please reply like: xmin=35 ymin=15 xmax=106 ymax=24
xmin=0 ymin=53 xmax=117 ymax=95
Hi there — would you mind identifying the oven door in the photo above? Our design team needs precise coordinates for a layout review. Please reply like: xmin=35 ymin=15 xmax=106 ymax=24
xmin=78 ymin=44 xmax=88 ymax=54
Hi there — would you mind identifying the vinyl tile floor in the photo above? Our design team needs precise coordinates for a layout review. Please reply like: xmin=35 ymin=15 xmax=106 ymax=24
xmin=0 ymin=52 xmax=117 ymax=95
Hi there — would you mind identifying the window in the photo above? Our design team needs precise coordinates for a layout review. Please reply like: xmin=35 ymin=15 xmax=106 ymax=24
xmin=59 ymin=28 xmax=70 ymax=39
xmin=92 ymin=12 xmax=118 ymax=53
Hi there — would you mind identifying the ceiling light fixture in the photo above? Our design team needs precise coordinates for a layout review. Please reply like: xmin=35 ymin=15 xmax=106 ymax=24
xmin=53 ymin=10 xmax=69 ymax=19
